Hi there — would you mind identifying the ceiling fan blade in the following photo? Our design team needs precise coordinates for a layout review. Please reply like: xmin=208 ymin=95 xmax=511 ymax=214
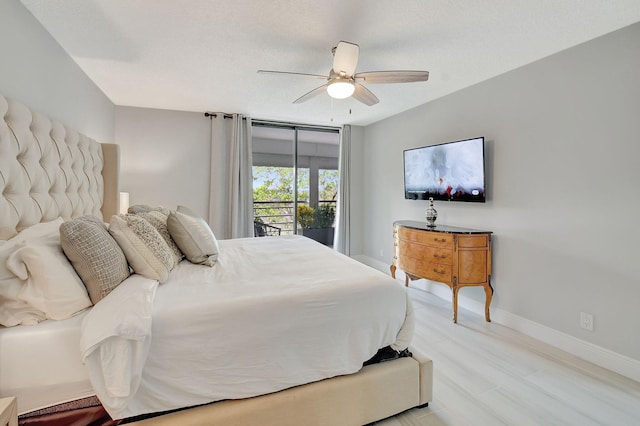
xmin=293 ymin=84 xmax=329 ymax=104
xmin=352 ymin=83 xmax=379 ymax=106
xmin=258 ymin=70 xmax=328 ymax=79
xmin=332 ymin=41 xmax=359 ymax=76
xmin=354 ymin=70 xmax=429 ymax=84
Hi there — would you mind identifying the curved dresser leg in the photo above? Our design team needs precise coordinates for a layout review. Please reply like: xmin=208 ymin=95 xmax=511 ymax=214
xmin=483 ymin=279 xmax=493 ymax=322
xmin=452 ymin=280 xmax=459 ymax=323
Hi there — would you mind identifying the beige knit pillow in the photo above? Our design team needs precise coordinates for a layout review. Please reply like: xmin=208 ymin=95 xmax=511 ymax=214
xmin=133 ymin=210 xmax=183 ymax=267
xmin=127 ymin=204 xmax=154 ymax=214
xmin=60 ymin=215 xmax=131 ymax=304
xmin=109 ymin=214 xmax=175 ymax=282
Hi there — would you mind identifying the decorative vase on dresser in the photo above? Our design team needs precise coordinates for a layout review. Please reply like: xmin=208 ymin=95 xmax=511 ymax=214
xmin=425 ymin=197 xmax=437 ymax=227
xmin=390 ymin=220 xmax=493 ymax=323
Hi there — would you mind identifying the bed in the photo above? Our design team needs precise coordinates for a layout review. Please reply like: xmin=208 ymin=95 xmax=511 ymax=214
xmin=0 ymin=94 xmax=432 ymax=425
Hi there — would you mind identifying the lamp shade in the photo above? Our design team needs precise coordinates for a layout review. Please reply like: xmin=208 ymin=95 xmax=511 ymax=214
xmin=327 ymin=80 xmax=355 ymax=99
xmin=119 ymin=192 xmax=130 ymax=215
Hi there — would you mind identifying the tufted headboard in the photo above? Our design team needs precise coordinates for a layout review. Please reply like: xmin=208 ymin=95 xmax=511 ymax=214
xmin=0 ymin=95 xmax=119 ymax=240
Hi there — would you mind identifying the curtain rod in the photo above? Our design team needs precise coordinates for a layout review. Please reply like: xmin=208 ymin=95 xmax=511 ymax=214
xmin=251 ymin=119 xmax=340 ymax=133
xmin=204 ymin=112 xmax=237 ymax=119
xmin=203 ymin=114 xmax=341 ymax=132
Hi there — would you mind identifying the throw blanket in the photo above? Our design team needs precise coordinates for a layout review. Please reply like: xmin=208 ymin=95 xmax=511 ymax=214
xmin=80 ymin=275 xmax=158 ymax=415
xmin=81 ymin=236 xmax=413 ymax=419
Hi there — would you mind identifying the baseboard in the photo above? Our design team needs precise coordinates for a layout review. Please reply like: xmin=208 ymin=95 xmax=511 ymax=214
xmin=352 ymin=254 xmax=640 ymax=383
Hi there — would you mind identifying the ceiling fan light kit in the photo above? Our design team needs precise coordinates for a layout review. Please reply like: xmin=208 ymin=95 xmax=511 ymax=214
xmin=327 ymin=80 xmax=355 ymax=99
xmin=258 ymin=41 xmax=429 ymax=106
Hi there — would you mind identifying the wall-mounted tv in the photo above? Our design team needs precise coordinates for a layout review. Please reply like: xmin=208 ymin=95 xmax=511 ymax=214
xmin=404 ymin=136 xmax=485 ymax=202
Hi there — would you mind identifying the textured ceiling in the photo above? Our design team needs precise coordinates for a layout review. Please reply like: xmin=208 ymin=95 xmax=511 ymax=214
xmin=21 ymin=0 xmax=640 ymax=127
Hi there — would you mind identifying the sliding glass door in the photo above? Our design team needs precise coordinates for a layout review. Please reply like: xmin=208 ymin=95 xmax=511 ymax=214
xmin=251 ymin=124 xmax=339 ymax=246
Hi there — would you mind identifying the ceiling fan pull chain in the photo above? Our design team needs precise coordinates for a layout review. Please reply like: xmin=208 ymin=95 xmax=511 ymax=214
xmin=330 ymin=97 xmax=334 ymax=122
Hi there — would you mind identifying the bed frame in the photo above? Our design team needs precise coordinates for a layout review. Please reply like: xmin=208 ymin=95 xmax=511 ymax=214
xmin=0 ymin=94 xmax=433 ymax=425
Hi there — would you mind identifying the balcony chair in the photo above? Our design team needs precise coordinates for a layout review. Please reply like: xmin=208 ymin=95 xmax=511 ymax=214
xmin=254 ymin=220 xmax=282 ymax=237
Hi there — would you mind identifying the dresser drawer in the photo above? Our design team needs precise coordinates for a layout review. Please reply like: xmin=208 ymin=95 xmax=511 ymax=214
xmin=458 ymin=234 xmax=489 ymax=248
xmin=396 ymin=227 xmax=453 ymax=248
xmin=397 ymin=257 xmax=452 ymax=284
xmin=396 ymin=240 xmax=453 ymax=265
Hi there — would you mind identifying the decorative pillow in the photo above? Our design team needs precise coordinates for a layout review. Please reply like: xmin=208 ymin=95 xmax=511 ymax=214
xmin=127 ymin=204 xmax=154 ymax=214
xmin=127 ymin=204 xmax=172 ymax=214
xmin=109 ymin=214 xmax=175 ymax=282
xmin=60 ymin=215 xmax=131 ymax=304
xmin=133 ymin=210 xmax=183 ymax=267
xmin=167 ymin=206 xmax=219 ymax=267
xmin=6 ymin=241 xmax=92 ymax=320
xmin=0 ymin=218 xmax=64 ymax=326
xmin=0 ymin=218 xmax=63 ymax=273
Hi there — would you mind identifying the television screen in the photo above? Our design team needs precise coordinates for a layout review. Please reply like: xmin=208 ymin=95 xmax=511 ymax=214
xmin=404 ymin=137 xmax=485 ymax=202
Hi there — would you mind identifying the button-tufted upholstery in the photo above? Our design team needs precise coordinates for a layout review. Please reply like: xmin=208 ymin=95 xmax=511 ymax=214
xmin=0 ymin=95 xmax=110 ymax=240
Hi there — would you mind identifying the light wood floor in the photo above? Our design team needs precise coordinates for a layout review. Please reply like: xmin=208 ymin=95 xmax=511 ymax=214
xmin=376 ymin=287 xmax=640 ymax=425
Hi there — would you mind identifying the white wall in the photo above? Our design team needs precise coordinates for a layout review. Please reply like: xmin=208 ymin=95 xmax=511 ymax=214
xmin=349 ymin=126 xmax=365 ymax=256
xmin=114 ymin=106 xmax=212 ymax=217
xmin=0 ymin=0 xmax=114 ymax=141
xmin=362 ymin=22 xmax=640 ymax=362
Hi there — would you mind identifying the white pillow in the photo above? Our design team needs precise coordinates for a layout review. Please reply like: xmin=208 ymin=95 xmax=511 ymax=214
xmin=0 ymin=218 xmax=64 ymax=269
xmin=167 ymin=206 xmax=219 ymax=267
xmin=6 ymin=241 xmax=91 ymax=320
xmin=0 ymin=218 xmax=64 ymax=326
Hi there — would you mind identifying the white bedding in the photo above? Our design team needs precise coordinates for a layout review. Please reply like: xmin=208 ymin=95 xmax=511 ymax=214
xmin=82 ymin=236 xmax=412 ymax=420
xmin=0 ymin=310 xmax=94 ymax=414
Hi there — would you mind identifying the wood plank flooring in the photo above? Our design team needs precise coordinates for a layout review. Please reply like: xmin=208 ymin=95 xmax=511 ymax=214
xmin=376 ymin=287 xmax=640 ymax=425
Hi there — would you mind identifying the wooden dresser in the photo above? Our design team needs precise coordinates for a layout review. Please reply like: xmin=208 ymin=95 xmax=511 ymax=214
xmin=391 ymin=220 xmax=493 ymax=323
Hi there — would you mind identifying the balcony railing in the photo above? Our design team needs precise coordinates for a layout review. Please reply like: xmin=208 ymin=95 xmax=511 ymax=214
xmin=253 ymin=200 xmax=336 ymax=236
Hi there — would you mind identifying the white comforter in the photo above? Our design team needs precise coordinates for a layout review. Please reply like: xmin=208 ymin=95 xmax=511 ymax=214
xmin=81 ymin=236 xmax=413 ymax=420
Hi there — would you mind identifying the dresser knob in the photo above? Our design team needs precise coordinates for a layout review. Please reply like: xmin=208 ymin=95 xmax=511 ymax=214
xmin=433 ymin=268 xmax=445 ymax=274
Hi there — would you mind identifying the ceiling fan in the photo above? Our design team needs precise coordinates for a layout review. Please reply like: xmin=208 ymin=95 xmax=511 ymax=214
xmin=257 ymin=41 xmax=429 ymax=106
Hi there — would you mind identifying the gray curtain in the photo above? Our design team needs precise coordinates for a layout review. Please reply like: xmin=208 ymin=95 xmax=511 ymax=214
xmin=208 ymin=114 xmax=254 ymax=239
xmin=334 ymin=125 xmax=350 ymax=254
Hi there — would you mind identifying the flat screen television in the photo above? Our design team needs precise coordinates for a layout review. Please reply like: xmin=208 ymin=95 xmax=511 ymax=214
xmin=404 ymin=136 xmax=485 ymax=202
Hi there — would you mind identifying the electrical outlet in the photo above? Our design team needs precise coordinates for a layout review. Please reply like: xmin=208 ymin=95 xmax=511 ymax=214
xmin=580 ymin=312 xmax=594 ymax=331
